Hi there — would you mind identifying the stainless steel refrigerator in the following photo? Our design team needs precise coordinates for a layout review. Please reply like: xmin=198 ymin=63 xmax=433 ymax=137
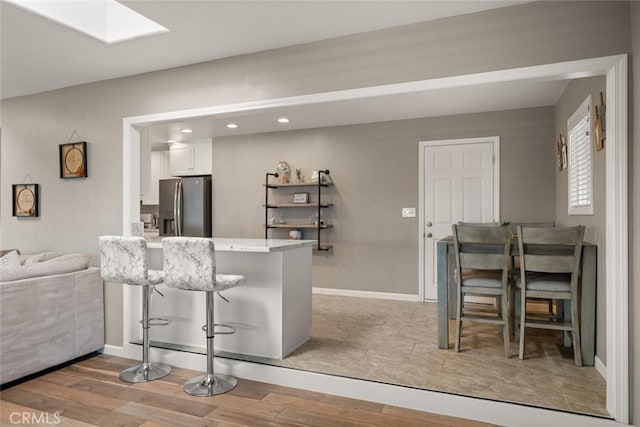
xmin=159 ymin=176 xmax=212 ymax=237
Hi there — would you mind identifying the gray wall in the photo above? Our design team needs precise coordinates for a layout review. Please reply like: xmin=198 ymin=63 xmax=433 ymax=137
xmin=212 ymin=107 xmax=555 ymax=293
xmin=0 ymin=0 xmax=630 ymax=381
xmin=631 ymin=1 xmax=639 ymax=424
xmin=554 ymin=76 xmax=607 ymax=364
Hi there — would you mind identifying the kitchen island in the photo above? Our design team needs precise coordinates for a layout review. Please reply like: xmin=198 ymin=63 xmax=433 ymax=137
xmin=130 ymin=238 xmax=315 ymax=360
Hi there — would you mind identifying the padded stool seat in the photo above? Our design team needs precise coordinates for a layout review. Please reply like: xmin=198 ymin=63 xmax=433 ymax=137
xmin=99 ymin=236 xmax=172 ymax=382
xmin=163 ymin=237 xmax=246 ymax=396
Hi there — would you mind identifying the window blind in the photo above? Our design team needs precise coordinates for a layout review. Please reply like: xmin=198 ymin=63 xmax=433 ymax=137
xmin=568 ymin=97 xmax=593 ymax=215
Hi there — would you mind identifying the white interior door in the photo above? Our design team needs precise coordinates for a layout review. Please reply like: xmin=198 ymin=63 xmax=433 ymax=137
xmin=420 ymin=137 xmax=500 ymax=301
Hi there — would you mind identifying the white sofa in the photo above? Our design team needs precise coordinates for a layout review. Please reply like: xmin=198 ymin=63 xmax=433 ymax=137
xmin=0 ymin=252 xmax=104 ymax=385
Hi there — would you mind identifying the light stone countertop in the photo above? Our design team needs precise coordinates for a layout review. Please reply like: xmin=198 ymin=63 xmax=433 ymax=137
xmin=146 ymin=237 xmax=316 ymax=252
xmin=143 ymin=229 xmax=159 ymax=240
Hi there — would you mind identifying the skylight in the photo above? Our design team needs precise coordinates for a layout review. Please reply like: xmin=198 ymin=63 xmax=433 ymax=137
xmin=6 ymin=0 xmax=168 ymax=44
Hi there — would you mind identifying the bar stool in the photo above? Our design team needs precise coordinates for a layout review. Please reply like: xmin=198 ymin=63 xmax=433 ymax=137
xmin=99 ymin=236 xmax=172 ymax=382
xmin=162 ymin=237 xmax=246 ymax=396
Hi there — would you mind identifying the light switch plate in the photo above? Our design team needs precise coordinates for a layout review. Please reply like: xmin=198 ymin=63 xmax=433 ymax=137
xmin=402 ymin=207 xmax=416 ymax=218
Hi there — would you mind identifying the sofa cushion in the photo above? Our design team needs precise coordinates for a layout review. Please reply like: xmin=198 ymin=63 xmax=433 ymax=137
xmin=20 ymin=252 xmax=63 ymax=265
xmin=0 ymin=253 xmax=89 ymax=282
xmin=0 ymin=250 xmax=20 ymax=272
xmin=0 ymin=249 xmax=20 ymax=258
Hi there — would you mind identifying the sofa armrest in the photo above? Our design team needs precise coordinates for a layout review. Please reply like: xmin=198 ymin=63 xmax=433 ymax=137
xmin=75 ymin=267 xmax=104 ymax=356
xmin=0 ymin=266 xmax=104 ymax=385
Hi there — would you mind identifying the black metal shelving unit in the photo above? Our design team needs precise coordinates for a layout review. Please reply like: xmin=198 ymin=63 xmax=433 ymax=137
xmin=264 ymin=170 xmax=333 ymax=251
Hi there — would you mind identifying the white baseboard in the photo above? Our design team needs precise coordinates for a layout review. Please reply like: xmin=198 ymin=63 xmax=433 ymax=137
xmin=312 ymin=287 xmax=420 ymax=302
xmin=102 ymin=344 xmax=134 ymax=360
xmin=595 ymin=355 xmax=606 ymax=380
xmin=103 ymin=344 xmax=124 ymax=355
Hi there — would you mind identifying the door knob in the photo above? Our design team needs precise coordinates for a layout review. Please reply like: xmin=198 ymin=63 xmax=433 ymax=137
xmin=426 ymin=232 xmax=433 ymax=238
xmin=426 ymin=221 xmax=432 ymax=227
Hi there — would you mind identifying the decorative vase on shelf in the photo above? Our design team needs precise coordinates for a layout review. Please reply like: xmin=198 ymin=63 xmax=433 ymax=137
xmin=279 ymin=173 xmax=290 ymax=184
xmin=275 ymin=161 xmax=290 ymax=184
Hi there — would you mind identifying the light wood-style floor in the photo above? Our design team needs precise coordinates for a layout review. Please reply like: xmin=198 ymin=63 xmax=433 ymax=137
xmin=226 ymin=295 xmax=608 ymax=417
xmin=0 ymin=354 xmax=495 ymax=427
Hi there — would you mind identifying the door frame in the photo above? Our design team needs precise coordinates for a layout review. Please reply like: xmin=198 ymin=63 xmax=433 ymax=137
xmin=119 ymin=54 xmax=628 ymax=423
xmin=418 ymin=136 xmax=500 ymax=302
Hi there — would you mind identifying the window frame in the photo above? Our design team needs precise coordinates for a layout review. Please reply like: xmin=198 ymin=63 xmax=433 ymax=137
xmin=567 ymin=95 xmax=594 ymax=216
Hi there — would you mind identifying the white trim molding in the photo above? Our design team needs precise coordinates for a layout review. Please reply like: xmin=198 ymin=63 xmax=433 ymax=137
xmin=121 ymin=54 xmax=629 ymax=424
xmin=595 ymin=355 xmax=607 ymax=381
xmin=605 ymin=54 xmax=629 ymax=423
xmin=312 ymin=287 xmax=420 ymax=302
xmin=122 ymin=124 xmax=140 ymax=237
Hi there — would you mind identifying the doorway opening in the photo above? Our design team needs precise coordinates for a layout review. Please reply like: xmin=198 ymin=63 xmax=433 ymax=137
xmin=116 ymin=55 xmax=628 ymax=425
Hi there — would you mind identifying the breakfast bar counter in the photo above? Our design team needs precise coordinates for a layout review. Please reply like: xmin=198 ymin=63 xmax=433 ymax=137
xmin=132 ymin=238 xmax=315 ymax=360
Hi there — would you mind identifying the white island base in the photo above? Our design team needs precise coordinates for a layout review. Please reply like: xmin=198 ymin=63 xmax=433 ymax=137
xmin=131 ymin=238 xmax=314 ymax=360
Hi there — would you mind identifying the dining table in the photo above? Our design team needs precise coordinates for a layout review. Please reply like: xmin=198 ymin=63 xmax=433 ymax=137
xmin=436 ymin=235 xmax=597 ymax=366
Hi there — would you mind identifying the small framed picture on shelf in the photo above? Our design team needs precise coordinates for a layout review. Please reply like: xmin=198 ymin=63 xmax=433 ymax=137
xmin=293 ymin=192 xmax=309 ymax=204
xmin=12 ymin=183 xmax=39 ymax=217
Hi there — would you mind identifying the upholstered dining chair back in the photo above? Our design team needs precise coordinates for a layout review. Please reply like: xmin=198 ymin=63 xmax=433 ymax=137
xmin=162 ymin=237 xmax=217 ymax=292
xmin=99 ymin=236 xmax=148 ymax=285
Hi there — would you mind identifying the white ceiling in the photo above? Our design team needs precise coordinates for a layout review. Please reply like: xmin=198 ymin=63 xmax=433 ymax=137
xmin=2 ymin=0 xmax=528 ymax=100
xmin=2 ymin=0 xmax=578 ymax=143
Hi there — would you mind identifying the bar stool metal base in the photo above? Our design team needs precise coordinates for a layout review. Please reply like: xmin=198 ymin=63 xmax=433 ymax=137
xmin=183 ymin=373 xmax=237 ymax=396
xmin=119 ymin=362 xmax=172 ymax=383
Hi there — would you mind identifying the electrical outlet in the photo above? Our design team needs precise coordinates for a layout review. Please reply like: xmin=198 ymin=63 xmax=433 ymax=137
xmin=402 ymin=208 xmax=416 ymax=218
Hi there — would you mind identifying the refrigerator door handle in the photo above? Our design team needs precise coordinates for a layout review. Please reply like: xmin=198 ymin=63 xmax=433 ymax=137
xmin=173 ymin=182 xmax=178 ymax=235
xmin=174 ymin=181 xmax=183 ymax=236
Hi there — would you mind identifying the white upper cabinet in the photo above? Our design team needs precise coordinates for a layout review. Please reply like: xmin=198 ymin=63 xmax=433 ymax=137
xmin=141 ymin=150 xmax=171 ymax=205
xmin=169 ymin=138 xmax=212 ymax=176
xmin=168 ymin=143 xmax=191 ymax=174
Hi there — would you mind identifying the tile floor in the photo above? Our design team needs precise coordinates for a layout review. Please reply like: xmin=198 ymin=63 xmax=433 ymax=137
xmin=224 ymin=294 xmax=608 ymax=417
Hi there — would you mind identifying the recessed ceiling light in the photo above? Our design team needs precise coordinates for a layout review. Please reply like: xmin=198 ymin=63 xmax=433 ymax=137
xmin=6 ymin=0 xmax=168 ymax=44
xmin=277 ymin=117 xmax=290 ymax=124
xmin=226 ymin=123 xmax=239 ymax=129
xmin=167 ymin=139 xmax=176 ymax=143
xmin=181 ymin=129 xmax=192 ymax=133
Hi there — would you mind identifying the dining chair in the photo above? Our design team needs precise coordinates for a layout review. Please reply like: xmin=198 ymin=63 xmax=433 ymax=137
xmin=510 ymin=222 xmax=556 ymax=317
xmin=515 ymin=225 xmax=585 ymax=365
xmin=456 ymin=222 xmax=506 ymax=316
xmin=452 ymin=224 xmax=512 ymax=357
